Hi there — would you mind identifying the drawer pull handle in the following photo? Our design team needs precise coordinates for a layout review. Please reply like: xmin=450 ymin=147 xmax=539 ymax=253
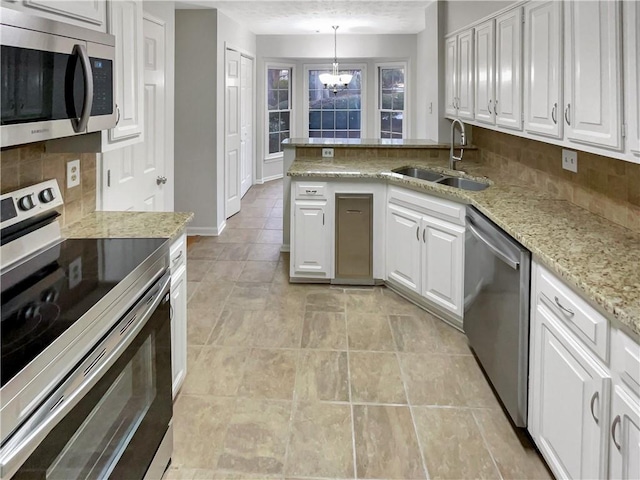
xmin=346 ymin=210 xmax=362 ymax=214
xmin=590 ymin=391 xmax=599 ymax=424
xmin=416 ymin=226 xmax=420 ymax=241
xmin=172 ymin=250 xmax=184 ymax=264
xmin=305 ymin=189 xmax=317 ymax=194
xmin=554 ymin=296 xmax=575 ymax=317
xmin=612 ymin=415 xmax=622 ymax=450
xmin=423 ymin=228 xmax=426 ymax=243
xmin=564 ymin=104 xmax=571 ymax=126
xmin=551 ymin=103 xmax=558 ymax=124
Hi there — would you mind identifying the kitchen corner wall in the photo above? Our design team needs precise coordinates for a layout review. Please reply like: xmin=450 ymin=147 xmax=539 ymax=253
xmin=0 ymin=143 xmax=96 ymax=227
xmin=473 ymin=127 xmax=640 ymax=233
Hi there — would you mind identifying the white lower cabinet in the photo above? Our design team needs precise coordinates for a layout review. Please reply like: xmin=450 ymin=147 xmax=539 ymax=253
xmin=170 ymin=233 xmax=187 ymax=399
xmin=529 ymin=261 xmax=640 ymax=479
xmin=386 ymin=203 xmax=422 ymax=293
xmin=291 ymin=200 xmax=330 ymax=278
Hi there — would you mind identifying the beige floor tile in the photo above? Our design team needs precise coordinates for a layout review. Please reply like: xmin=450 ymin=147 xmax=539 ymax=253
xmin=301 ymin=311 xmax=347 ymax=349
xmin=379 ymin=288 xmax=428 ymax=315
xmin=162 ymin=466 xmax=198 ymax=480
xmin=172 ymin=395 xmax=235 ymax=469
xmin=234 ymin=205 xmax=273 ymax=218
xmin=353 ymin=405 xmax=425 ymax=479
xmin=252 ymin=310 xmax=303 ymax=348
xmin=295 ymin=350 xmax=349 ymax=402
xmin=217 ymin=399 xmax=292 ymax=474
xmin=345 ymin=289 xmax=385 ymax=314
xmin=399 ymin=354 xmax=466 ymax=406
xmin=188 ymin=242 xmax=226 ymax=261
xmin=305 ymin=290 xmax=346 ymax=313
xmin=226 ymin=215 xmax=268 ymax=229
xmin=285 ymin=402 xmax=354 ymax=478
xmin=238 ymin=349 xmax=298 ymax=400
xmin=454 ymin=355 xmax=501 ymax=408
xmin=248 ymin=243 xmax=282 ymax=261
xmin=349 ymin=352 xmax=407 ymax=404
xmin=203 ymin=261 xmax=246 ymax=282
xmin=256 ymin=229 xmax=283 ymax=244
xmin=187 ymin=260 xmax=215 ymax=282
xmin=264 ymin=217 xmax=283 ymax=230
xmin=434 ymin=320 xmax=471 ymax=354
xmin=218 ymin=244 xmax=253 ymax=261
xmin=413 ymin=407 xmax=500 ymax=480
xmin=183 ymin=347 xmax=249 ymax=396
xmin=265 ymin=288 xmax=307 ymax=315
xmin=225 ymin=283 xmax=271 ymax=310
xmin=209 ymin=310 xmax=260 ymax=347
xmin=474 ymin=408 xmax=553 ymax=480
xmin=389 ymin=314 xmax=442 ymax=353
xmin=187 ymin=308 xmax=223 ymax=346
xmin=217 ymin=229 xmax=262 ymax=244
xmin=187 ymin=281 xmax=199 ymax=301
xmin=347 ymin=313 xmax=395 ymax=351
xmin=238 ymin=261 xmax=278 ymax=283
xmin=188 ymin=282 xmax=235 ymax=309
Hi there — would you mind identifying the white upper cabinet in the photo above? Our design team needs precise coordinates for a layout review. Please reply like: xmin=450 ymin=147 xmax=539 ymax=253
xmin=624 ymin=0 xmax=640 ymax=158
xmin=474 ymin=19 xmax=495 ymax=125
xmin=563 ymin=0 xmax=622 ymax=150
xmin=106 ymin=0 xmax=144 ymax=146
xmin=524 ymin=1 xmax=563 ymax=139
xmin=495 ymin=7 xmax=523 ymax=130
xmin=444 ymin=29 xmax=474 ymax=120
xmin=3 ymin=0 xmax=106 ymax=31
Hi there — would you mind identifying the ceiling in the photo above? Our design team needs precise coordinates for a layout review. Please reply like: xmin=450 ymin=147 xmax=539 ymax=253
xmin=175 ymin=1 xmax=433 ymax=35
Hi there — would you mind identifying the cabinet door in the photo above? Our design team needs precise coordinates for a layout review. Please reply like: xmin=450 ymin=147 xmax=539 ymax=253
xmin=624 ymin=0 xmax=640 ymax=157
xmin=170 ymin=268 xmax=187 ymax=399
xmin=292 ymin=201 xmax=330 ymax=277
xmin=445 ymin=36 xmax=458 ymax=118
xmin=609 ymin=386 xmax=640 ymax=480
xmin=22 ymin=0 xmax=106 ymax=29
xmin=495 ymin=7 xmax=523 ymax=130
xmin=474 ymin=19 xmax=495 ymax=124
xmin=421 ymin=216 xmax=464 ymax=317
xmin=457 ymin=30 xmax=475 ymax=120
xmin=564 ymin=0 xmax=622 ymax=150
xmin=386 ymin=203 xmax=422 ymax=294
xmin=529 ymin=303 xmax=610 ymax=480
xmin=108 ymin=0 xmax=144 ymax=142
xmin=524 ymin=1 xmax=563 ymax=138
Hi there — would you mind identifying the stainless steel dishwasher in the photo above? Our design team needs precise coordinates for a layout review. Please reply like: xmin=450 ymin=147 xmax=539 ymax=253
xmin=334 ymin=194 xmax=373 ymax=285
xmin=464 ymin=206 xmax=531 ymax=427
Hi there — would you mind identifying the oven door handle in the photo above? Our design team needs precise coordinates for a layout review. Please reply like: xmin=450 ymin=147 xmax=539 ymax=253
xmin=466 ymin=219 xmax=520 ymax=270
xmin=0 ymin=272 xmax=171 ymax=480
xmin=71 ymin=43 xmax=93 ymax=133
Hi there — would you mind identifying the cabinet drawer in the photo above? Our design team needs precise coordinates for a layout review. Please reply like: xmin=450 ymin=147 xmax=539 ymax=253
xmin=536 ymin=265 xmax=609 ymax=362
xmin=295 ymin=182 xmax=327 ymax=199
xmin=612 ymin=328 xmax=640 ymax=397
xmin=170 ymin=234 xmax=186 ymax=274
xmin=387 ymin=186 xmax=465 ymax=226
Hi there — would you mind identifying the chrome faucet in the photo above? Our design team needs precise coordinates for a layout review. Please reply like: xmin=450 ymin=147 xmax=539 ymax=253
xmin=450 ymin=118 xmax=466 ymax=170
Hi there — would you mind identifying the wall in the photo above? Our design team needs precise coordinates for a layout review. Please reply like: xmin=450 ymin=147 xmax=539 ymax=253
xmin=474 ymin=127 xmax=640 ymax=233
xmin=1 ymin=144 xmax=96 ymax=227
xmin=444 ymin=0 xmax=518 ymax=34
xmin=174 ymin=9 xmax=218 ymax=234
xmin=256 ymin=33 xmax=418 ymax=183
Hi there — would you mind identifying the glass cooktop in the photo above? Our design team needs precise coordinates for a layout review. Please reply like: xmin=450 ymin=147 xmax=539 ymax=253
xmin=0 ymin=237 xmax=167 ymax=388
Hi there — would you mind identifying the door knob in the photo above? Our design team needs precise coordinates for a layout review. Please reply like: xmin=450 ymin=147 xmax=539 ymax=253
xmin=156 ymin=176 xmax=167 ymax=185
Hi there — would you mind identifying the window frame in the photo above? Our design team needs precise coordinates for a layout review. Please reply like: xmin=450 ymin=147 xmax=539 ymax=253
xmin=265 ymin=63 xmax=294 ymax=161
xmin=375 ymin=61 xmax=408 ymax=139
xmin=303 ymin=63 xmax=368 ymax=139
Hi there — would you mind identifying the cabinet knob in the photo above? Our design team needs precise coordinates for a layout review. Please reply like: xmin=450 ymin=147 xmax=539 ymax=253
xmin=156 ymin=176 xmax=168 ymax=185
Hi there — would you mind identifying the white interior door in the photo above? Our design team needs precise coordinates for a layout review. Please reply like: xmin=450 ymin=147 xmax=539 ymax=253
xmin=102 ymin=15 xmax=166 ymax=211
xmin=240 ymin=56 xmax=253 ymax=198
xmin=225 ymin=48 xmax=241 ymax=218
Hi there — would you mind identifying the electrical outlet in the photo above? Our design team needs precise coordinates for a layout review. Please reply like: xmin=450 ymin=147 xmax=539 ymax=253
xmin=67 ymin=159 xmax=81 ymax=188
xmin=562 ymin=149 xmax=578 ymax=173
xmin=322 ymin=148 xmax=334 ymax=158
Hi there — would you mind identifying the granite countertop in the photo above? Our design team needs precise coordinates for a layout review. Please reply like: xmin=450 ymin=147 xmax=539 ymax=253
xmin=62 ymin=211 xmax=194 ymax=239
xmin=283 ymin=138 xmax=471 ymax=149
xmin=288 ymin=156 xmax=640 ymax=337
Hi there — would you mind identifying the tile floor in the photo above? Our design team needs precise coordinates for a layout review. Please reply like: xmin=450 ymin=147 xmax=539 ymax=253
xmin=164 ymin=179 xmax=552 ymax=480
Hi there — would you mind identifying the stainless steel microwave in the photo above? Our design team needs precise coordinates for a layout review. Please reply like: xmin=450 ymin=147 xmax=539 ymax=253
xmin=0 ymin=8 xmax=117 ymax=147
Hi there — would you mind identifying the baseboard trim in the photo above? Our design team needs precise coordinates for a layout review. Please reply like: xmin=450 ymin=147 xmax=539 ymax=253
xmin=259 ymin=173 xmax=284 ymax=184
xmin=187 ymin=221 xmax=226 ymax=236
xmin=280 ymin=244 xmax=290 ymax=253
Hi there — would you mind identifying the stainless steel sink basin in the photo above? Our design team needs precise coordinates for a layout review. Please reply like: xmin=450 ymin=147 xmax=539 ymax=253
xmin=436 ymin=176 xmax=489 ymax=191
xmin=392 ymin=167 xmax=444 ymax=182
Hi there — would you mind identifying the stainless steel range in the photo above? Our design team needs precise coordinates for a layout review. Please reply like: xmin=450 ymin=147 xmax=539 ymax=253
xmin=0 ymin=180 xmax=173 ymax=479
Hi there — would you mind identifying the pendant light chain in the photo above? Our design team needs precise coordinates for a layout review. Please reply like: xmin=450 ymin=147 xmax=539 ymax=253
xmin=319 ymin=25 xmax=353 ymax=94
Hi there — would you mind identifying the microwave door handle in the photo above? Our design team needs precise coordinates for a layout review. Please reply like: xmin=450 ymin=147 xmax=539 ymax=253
xmin=72 ymin=44 xmax=93 ymax=132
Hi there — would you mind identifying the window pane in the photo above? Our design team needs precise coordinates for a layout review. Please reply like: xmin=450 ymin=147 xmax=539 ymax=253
xmin=381 ymin=92 xmax=393 ymax=110
xmin=280 ymin=131 xmax=290 ymax=145
xmin=269 ymin=133 xmax=280 ymax=154
xmin=309 ymin=130 xmax=321 ymax=138
xmin=381 ymin=132 xmax=392 ymax=139
xmin=322 ymin=130 xmax=335 ymax=138
xmin=392 ymin=112 xmax=403 ymax=134
xmin=268 ymin=90 xmax=279 ymax=110
xmin=348 ymin=130 xmax=360 ymax=138
xmin=380 ymin=112 xmax=391 ymax=132
xmin=309 ymin=111 xmax=321 ymax=130
xmin=322 ymin=111 xmax=335 ymax=129
xmin=278 ymin=90 xmax=289 ymax=109
xmin=280 ymin=111 xmax=290 ymax=131
xmin=308 ymin=69 xmax=361 ymax=139
xmin=336 ymin=111 xmax=348 ymax=129
xmin=394 ymin=92 xmax=405 ymax=111
xmin=268 ymin=112 xmax=279 ymax=133
xmin=335 ymin=130 xmax=348 ymax=138
xmin=349 ymin=111 xmax=361 ymax=130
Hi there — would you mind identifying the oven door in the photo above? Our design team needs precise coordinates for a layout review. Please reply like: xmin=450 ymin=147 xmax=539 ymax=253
xmin=0 ymin=273 xmax=172 ymax=480
xmin=0 ymin=25 xmax=115 ymax=147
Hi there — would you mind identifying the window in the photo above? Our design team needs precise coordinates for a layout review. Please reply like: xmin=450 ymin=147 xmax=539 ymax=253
xmin=379 ymin=66 xmax=405 ymax=138
xmin=308 ymin=69 xmax=362 ymax=138
xmin=267 ymin=68 xmax=291 ymax=155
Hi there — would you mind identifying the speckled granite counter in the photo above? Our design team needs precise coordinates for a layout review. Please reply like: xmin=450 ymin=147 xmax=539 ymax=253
xmin=62 ymin=211 xmax=194 ymax=239
xmin=288 ymin=157 xmax=640 ymax=337
xmin=284 ymin=138 xmax=457 ymax=148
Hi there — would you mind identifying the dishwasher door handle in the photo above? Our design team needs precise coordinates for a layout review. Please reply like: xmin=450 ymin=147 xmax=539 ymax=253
xmin=467 ymin=220 xmax=520 ymax=270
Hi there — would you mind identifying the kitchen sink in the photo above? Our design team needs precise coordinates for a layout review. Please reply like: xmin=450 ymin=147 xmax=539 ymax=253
xmin=436 ymin=176 xmax=489 ymax=191
xmin=392 ymin=167 xmax=445 ymax=182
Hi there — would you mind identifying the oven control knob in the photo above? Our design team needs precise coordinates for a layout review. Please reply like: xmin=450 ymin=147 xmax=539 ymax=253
xmin=39 ymin=188 xmax=56 ymax=203
xmin=18 ymin=194 xmax=36 ymax=211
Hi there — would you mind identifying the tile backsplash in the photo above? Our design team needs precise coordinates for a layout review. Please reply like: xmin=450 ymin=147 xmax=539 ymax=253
xmin=0 ymin=143 xmax=96 ymax=227
xmin=473 ymin=127 xmax=640 ymax=233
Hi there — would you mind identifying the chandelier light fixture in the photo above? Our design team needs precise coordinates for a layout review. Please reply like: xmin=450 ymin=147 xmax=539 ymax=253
xmin=319 ymin=26 xmax=353 ymax=94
